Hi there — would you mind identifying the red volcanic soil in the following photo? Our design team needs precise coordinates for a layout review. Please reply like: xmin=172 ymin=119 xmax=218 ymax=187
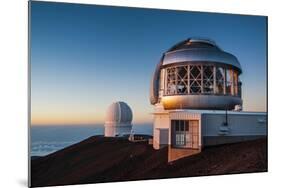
xmin=31 ymin=136 xmax=267 ymax=187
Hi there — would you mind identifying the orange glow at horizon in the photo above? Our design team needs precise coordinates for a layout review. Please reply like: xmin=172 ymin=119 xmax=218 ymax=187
xmin=31 ymin=110 xmax=153 ymax=126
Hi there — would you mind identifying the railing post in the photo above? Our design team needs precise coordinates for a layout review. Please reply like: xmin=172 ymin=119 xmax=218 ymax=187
xmin=213 ymin=66 xmax=216 ymax=94
xmin=187 ymin=65 xmax=190 ymax=94
xmin=201 ymin=65 xmax=203 ymax=93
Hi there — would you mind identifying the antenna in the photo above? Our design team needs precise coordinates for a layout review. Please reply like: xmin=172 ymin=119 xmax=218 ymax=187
xmin=224 ymin=105 xmax=228 ymax=126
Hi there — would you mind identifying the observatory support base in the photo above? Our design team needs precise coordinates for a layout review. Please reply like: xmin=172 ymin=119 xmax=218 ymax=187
xmin=168 ymin=146 xmax=201 ymax=162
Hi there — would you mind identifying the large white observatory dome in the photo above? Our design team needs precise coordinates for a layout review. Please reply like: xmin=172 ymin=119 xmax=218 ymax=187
xmin=104 ymin=101 xmax=133 ymax=137
xmin=150 ymin=38 xmax=243 ymax=110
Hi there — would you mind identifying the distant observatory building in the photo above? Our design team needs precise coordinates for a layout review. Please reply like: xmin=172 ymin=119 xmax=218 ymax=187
xmin=104 ymin=101 xmax=133 ymax=137
xmin=150 ymin=38 xmax=267 ymax=161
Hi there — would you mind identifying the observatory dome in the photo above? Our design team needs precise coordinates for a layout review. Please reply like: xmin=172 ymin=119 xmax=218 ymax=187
xmin=105 ymin=101 xmax=133 ymax=124
xmin=104 ymin=101 xmax=133 ymax=137
xmin=150 ymin=38 xmax=243 ymax=110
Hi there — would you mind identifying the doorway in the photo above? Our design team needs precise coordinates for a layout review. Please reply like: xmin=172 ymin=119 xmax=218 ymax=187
xmin=171 ymin=120 xmax=199 ymax=149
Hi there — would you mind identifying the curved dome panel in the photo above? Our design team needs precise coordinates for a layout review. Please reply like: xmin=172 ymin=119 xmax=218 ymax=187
xmin=163 ymin=49 xmax=241 ymax=71
xmin=150 ymin=55 xmax=164 ymax=105
xmin=161 ymin=95 xmax=242 ymax=110
xmin=105 ymin=101 xmax=133 ymax=124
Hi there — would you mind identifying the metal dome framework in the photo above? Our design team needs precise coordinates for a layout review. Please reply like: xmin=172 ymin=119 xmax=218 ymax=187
xmin=160 ymin=63 xmax=241 ymax=96
xmin=150 ymin=38 xmax=243 ymax=110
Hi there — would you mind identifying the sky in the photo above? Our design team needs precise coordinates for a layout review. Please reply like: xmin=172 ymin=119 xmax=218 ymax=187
xmin=30 ymin=1 xmax=267 ymax=126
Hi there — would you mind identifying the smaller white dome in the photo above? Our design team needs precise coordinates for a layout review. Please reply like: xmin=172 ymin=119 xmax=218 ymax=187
xmin=104 ymin=101 xmax=133 ymax=137
xmin=105 ymin=101 xmax=133 ymax=124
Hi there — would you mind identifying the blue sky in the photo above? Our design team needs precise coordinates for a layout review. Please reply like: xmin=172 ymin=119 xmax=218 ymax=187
xmin=31 ymin=1 xmax=267 ymax=125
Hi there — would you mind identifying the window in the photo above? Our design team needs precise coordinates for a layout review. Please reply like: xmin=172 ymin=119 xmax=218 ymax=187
xmin=175 ymin=120 xmax=180 ymax=131
xmin=189 ymin=65 xmax=202 ymax=93
xmin=203 ymin=65 xmax=214 ymax=93
xmin=166 ymin=66 xmax=189 ymax=95
xmin=185 ymin=120 xmax=189 ymax=131
xmin=215 ymin=67 xmax=225 ymax=94
xmin=176 ymin=66 xmax=188 ymax=94
xmin=163 ymin=64 xmax=240 ymax=97
xmin=158 ymin=69 xmax=165 ymax=98
xmin=180 ymin=120 xmax=185 ymax=131
xmin=172 ymin=120 xmax=187 ymax=146
xmin=233 ymin=70 xmax=238 ymax=96
xmin=172 ymin=120 xmax=192 ymax=147
xmin=226 ymin=69 xmax=233 ymax=95
xmin=172 ymin=120 xmax=189 ymax=132
xmin=166 ymin=67 xmax=177 ymax=95
xmin=238 ymin=80 xmax=242 ymax=97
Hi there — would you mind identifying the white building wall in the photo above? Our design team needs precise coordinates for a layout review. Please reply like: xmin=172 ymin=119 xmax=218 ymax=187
xmin=153 ymin=109 xmax=267 ymax=150
xmin=105 ymin=125 xmax=116 ymax=137
xmin=201 ymin=113 xmax=267 ymax=136
xmin=153 ymin=110 xmax=202 ymax=149
xmin=104 ymin=122 xmax=132 ymax=137
xmin=153 ymin=113 xmax=170 ymax=149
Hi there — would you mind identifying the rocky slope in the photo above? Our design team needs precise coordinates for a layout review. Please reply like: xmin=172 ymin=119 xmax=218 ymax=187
xmin=31 ymin=136 xmax=267 ymax=187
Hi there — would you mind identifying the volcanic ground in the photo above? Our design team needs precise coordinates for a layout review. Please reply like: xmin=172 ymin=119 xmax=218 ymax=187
xmin=31 ymin=136 xmax=267 ymax=187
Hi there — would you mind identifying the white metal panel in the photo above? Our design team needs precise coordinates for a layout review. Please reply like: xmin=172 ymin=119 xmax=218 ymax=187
xmin=169 ymin=111 xmax=201 ymax=120
xmin=153 ymin=114 xmax=170 ymax=149
xmin=159 ymin=129 xmax=169 ymax=145
xmin=104 ymin=126 xmax=116 ymax=137
xmin=202 ymin=113 xmax=267 ymax=136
